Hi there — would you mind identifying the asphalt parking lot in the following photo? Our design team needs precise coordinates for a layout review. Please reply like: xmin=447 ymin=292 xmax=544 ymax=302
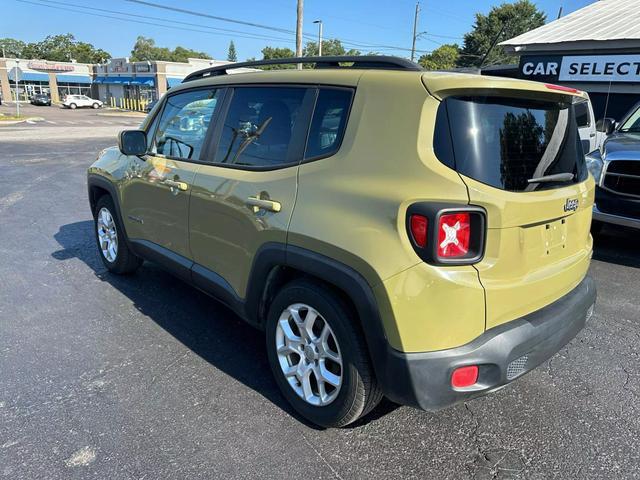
xmin=1 ymin=107 xmax=639 ymax=479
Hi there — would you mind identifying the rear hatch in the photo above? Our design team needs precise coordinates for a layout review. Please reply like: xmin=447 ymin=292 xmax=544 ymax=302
xmin=425 ymin=74 xmax=594 ymax=329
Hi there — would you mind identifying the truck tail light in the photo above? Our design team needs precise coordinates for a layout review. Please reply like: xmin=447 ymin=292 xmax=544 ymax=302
xmin=410 ymin=214 xmax=428 ymax=248
xmin=437 ymin=213 xmax=470 ymax=258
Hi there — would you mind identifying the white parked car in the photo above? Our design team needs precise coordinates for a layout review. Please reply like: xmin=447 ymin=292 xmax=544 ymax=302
xmin=63 ymin=95 xmax=103 ymax=110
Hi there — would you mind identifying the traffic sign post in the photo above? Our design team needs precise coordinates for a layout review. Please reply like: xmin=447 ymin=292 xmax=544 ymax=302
xmin=10 ymin=63 xmax=21 ymax=118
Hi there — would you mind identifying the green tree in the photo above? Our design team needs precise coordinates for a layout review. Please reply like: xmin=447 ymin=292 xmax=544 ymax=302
xmin=303 ymin=39 xmax=360 ymax=57
xmin=0 ymin=38 xmax=26 ymax=58
xmin=15 ymin=34 xmax=111 ymax=63
xmin=457 ymin=0 xmax=546 ymax=67
xmin=227 ymin=40 xmax=237 ymax=62
xmin=418 ymin=44 xmax=460 ymax=70
xmin=71 ymin=42 xmax=111 ymax=63
xmin=259 ymin=46 xmax=295 ymax=69
xmin=130 ymin=36 xmax=211 ymax=62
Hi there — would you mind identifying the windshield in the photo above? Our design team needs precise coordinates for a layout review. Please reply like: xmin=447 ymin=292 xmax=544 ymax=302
xmin=620 ymin=105 xmax=640 ymax=132
xmin=434 ymin=95 xmax=587 ymax=192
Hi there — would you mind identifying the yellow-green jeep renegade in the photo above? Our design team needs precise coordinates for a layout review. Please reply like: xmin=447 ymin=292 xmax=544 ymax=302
xmin=87 ymin=56 xmax=597 ymax=427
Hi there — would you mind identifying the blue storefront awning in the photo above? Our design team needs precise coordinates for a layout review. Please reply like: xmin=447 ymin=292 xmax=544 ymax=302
xmin=8 ymin=71 xmax=49 ymax=82
xmin=56 ymin=74 xmax=92 ymax=84
xmin=94 ymin=76 xmax=155 ymax=86
xmin=167 ymin=77 xmax=184 ymax=88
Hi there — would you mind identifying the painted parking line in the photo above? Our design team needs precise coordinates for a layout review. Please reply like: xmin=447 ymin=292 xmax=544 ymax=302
xmin=46 ymin=120 xmax=57 ymax=124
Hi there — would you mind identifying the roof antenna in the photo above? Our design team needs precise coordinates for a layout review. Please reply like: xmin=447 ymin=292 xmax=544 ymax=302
xmin=478 ymin=24 xmax=506 ymax=69
xmin=557 ymin=6 xmax=563 ymax=19
xmin=599 ymin=78 xmax=613 ymax=149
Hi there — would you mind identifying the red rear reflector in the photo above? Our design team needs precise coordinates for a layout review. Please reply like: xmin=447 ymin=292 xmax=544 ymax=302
xmin=410 ymin=214 xmax=428 ymax=248
xmin=438 ymin=213 xmax=470 ymax=257
xmin=544 ymin=83 xmax=579 ymax=94
xmin=451 ymin=365 xmax=479 ymax=388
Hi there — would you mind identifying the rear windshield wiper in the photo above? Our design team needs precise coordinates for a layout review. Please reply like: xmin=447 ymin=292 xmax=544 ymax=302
xmin=527 ymin=173 xmax=575 ymax=184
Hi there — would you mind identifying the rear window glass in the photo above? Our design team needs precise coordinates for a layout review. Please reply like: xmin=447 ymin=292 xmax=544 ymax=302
xmin=305 ymin=88 xmax=353 ymax=160
xmin=435 ymin=96 xmax=587 ymax=192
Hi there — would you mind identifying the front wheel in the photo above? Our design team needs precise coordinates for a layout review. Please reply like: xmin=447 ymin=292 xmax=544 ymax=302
xmin=92 ymin=103 xmax=100 ymax=109
xmin=94 ymin=195 xmax=142 ymax=274
xmin=265 ymin=280 xmax=382 ymax=427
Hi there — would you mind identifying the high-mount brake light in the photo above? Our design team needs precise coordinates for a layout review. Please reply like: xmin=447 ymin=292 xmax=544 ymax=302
xmin=544 ymin=83 xmax=579 ymax=94
xmin=410 ymin=214 xmax=428 ymax=248
xmin=437 ymin=213 xmax=471 ymax=258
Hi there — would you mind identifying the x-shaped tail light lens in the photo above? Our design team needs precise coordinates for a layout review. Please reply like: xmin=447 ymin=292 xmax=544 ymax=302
xmin=437 ymin=212 xmax=471 ymax=258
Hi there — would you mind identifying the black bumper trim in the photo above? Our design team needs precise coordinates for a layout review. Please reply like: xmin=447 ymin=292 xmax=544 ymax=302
xmin=379 ymin=276 xmax=596 ymax=410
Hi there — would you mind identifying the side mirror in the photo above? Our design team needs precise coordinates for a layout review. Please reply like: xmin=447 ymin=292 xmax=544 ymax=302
xmin=118 ymin=130 xmax=147 ymax=156
xmin=596 ymin=117 xmax=616 ymax=135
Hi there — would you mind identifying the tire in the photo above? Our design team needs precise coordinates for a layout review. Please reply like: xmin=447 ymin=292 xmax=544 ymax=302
xmin=69 ymin=103 xmax=77 ymax=109
xmin=94 ymin=195 xmax=142 ymax=274
xmin=265 ymin=279 xmax=382 ymax=427
xmin=92 ymin=103 xmax=100 ymax=109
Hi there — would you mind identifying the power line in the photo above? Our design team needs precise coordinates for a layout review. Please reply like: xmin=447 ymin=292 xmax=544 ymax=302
xmin=15 ymin=0 xmax=447 ymax=57
xmin=125 ymin=0 xmax=298 ymax=35
xmin=35 ymin=0 xmax=297 ymax=44
xmin=17 ymin=0 xmax=298 ymax=47
xmin=123 ymin=0 xmax=438 ymax=54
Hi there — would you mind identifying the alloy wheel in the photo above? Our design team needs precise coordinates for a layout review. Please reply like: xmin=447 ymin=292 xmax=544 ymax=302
xmin=97 ymin=207 xmax=118 ymax=263
xmin=275 ymin=303 xmax=343 ymax=406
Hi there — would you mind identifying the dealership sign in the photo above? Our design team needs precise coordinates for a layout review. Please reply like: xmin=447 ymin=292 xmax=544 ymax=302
xmin=519 ymin=54 xmax=640 ymax=83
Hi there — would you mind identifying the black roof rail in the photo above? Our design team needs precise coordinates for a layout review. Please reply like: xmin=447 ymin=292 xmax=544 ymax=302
xmin=183 ymin=55 xmax=423 ymax=82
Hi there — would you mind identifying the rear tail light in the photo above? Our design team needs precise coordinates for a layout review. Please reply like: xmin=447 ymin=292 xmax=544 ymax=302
xmin=406 ymin=205 xmax=485 ymax=265
xmin=410 ymin=214 xmax=428 ymax=248
xmin=451 ymin=365 xmax=479 ymax=388
xmin=437 ymin=213 xmax=470 ymax=258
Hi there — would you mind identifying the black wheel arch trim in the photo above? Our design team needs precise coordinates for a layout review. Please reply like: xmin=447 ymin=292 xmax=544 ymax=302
xmin=87 ymin=174 xmax=132 ymax=246
xmin=245 ymin=242 xmax=398 ymax=394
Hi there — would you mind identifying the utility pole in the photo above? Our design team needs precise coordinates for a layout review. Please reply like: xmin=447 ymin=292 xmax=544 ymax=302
xmin=410 ymin=2 xmax=420 ymax=63
xmin=296 ymin=0 xmax=304 ymax=69
xmin=314 ymin=20 xmax=323 ymax=56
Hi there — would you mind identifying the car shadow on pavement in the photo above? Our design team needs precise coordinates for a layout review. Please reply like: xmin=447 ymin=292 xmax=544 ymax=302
xmin=52 ymin=220 xmax=397 ymax=429
xmin=592 ymin=224 xmax=640 ymax=268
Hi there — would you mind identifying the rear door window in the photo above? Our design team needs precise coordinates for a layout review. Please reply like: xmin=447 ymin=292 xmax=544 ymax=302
xmin=435 ymin=95 xmax=587 ymax=191
xmin=214 ymin=86 xmax=307 ymax=168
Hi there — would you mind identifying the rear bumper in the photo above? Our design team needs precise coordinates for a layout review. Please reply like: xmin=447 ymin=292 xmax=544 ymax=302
xmin=379 ymin=275 xmax=596 ymax=410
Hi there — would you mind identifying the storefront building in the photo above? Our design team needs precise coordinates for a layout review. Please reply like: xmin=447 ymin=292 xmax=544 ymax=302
xmin=94 ymin=57 xmax=231 ymax=104
xmin=0 ymin=58 xmax=92 ymax=103
xmin=498 ymin=0 xmax=640 ymax=121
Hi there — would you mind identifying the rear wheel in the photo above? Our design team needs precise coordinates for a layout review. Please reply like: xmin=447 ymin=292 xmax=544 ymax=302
xmin=265 ymin=280 xmax=382 ymax=427
xmin=94 ymin=195 xmax=142 ymax=274
xmin=69 ymin=103 xmax=77 ymax=110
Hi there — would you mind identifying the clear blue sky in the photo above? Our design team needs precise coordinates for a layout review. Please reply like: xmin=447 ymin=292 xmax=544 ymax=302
xmin=1 ymin=0 xmax=594 ymax=60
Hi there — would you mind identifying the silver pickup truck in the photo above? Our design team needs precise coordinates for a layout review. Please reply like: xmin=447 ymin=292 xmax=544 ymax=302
xmin=587 ymin=101 xmax=640 ymax=232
